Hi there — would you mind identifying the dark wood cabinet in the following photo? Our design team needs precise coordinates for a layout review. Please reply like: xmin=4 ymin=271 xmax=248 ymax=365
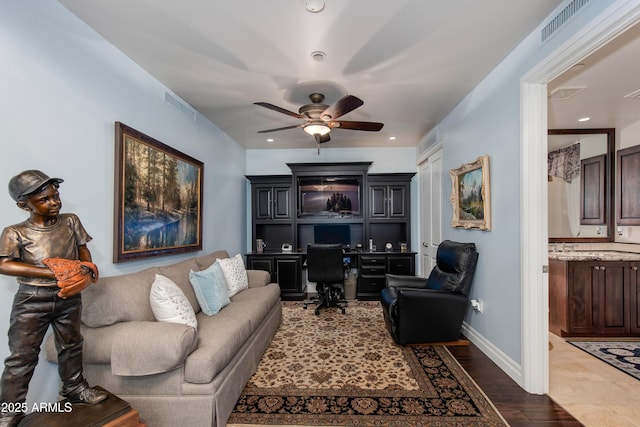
xmin=357 ymin=253 xmax=415 ymax=300
xmin=550 ymin=259 xmax=636 ymax=336
xmin=367 ymin=175 xmax=411 ymax=219
xmin=247 ymin=165 xmax=414 ymax=300
xmin=246 ymin=254 xmax=304 ymax=300
xmin=247 ymin=176 xmax=294 ymax=253
xmin=252 ymin=179 xmax=292 ymax=220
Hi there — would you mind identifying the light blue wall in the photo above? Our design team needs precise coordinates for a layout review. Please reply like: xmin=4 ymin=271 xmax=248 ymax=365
xmin=417 ymin=0 xmax=627 ymax=365
xmin=0 ymin=1 xmax=246 ymax=405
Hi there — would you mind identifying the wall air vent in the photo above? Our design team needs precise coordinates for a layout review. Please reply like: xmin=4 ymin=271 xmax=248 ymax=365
xmin=548 ymin=87 xmax=586 ymax=100
xmin=624 ymin=89 xmax=640 ymax=99
xmin=541 ymin=0 xmax=591 ymax=43
xmin=164 ymin=91 xmax=197 ymax=122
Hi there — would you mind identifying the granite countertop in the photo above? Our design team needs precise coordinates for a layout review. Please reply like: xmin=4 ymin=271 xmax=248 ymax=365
xmin=548 ymin=250 xmax=640 ymax=261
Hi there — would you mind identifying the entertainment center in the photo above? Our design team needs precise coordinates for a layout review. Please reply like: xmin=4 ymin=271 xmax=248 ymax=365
xmin=245 ymin=162 xmax=416 ymax=300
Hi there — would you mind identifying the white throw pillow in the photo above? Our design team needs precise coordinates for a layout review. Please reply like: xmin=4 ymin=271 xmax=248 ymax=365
xmin=150 ymin=274 xmax=198 ymax=329
xmin=218 ymin=254 xmax=249 ymax=298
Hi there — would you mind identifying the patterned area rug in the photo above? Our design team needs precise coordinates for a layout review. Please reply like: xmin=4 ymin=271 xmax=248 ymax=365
xmin=228 ymin=302 xmax=506 ymax=426
xmin=569 ymin=341 xmax=640 ymax=381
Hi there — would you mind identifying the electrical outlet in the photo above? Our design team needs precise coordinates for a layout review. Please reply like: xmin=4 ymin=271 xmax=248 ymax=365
xmin=470 ymin=299 xmax=484 ymax=313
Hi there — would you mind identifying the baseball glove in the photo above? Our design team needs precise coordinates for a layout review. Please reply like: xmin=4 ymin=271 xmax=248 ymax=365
xmin=42 ymin=257 xmax=99 ymax=299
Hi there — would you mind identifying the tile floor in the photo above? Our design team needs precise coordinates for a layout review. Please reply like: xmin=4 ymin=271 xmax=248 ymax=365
xmin=548 ymin=333 xmax=640 ymax=427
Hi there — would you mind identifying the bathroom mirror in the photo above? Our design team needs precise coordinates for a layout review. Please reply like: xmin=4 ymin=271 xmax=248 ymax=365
xmin=548 ymin=128 xmax=614 ymax=242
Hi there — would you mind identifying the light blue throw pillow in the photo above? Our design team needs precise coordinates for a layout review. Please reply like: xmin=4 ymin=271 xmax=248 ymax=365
xmin=189 ymin=261 xmax=230 ymax=316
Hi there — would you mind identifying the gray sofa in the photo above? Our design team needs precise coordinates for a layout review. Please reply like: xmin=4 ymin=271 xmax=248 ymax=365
xmin=45 ymin=250 xmax=282 ymax=427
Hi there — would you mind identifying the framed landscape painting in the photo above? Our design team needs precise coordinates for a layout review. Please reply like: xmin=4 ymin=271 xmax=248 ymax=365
xmin=450 ymin=155 xmax=491 ymax=231
xmin=114 ymin=122 xmax=203 ymax=262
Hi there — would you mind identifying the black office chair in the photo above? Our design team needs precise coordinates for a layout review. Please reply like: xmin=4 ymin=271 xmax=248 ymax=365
xmin=303 ymin=243 xmax=348 ymax=315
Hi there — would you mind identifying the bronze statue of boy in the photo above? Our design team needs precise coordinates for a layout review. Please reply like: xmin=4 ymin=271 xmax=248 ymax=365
xmin=0 ymin=170 xmax=107 ymax=427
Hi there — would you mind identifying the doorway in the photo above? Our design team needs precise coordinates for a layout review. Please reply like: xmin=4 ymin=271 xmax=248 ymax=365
xmin=418 ymin=146 xmax=443 ymax=276
xmin=521 ymin=2 xmax=640 ymax=394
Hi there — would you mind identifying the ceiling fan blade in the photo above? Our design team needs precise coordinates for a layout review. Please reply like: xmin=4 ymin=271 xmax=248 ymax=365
xmin=257 ymin=124 xmax=302 ymax=133
xmin=314 ymin=133 xmax=331 ymax=144
xmin=330 ymin=121 xmax=384 ymax=131
xmin=254 ymin=102 xmax=303 ymax=119
xmin=320 ymin=95 xmax=363 ymax=121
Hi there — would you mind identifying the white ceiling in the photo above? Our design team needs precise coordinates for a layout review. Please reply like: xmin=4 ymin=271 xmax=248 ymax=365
xmin=548 ymin=20 xmax=640 ymax=132
xmin=58 ymin=1 xmax=579 ymax=150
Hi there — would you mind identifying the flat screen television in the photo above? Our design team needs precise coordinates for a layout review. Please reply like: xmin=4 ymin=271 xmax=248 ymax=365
xmin=297 ymin=176 xmax=361 ymax=218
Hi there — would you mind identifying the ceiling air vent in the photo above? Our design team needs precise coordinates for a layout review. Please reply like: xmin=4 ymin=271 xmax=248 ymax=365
xmin=548 ymin=87 xmax=586 ymax=100
xmin=164 ymin=91 xmax=196 ymax=122
xmin=624 ymin=89 xmax=640 ymax=99
xmin=541 ymin=0 xmax=591 ymax=43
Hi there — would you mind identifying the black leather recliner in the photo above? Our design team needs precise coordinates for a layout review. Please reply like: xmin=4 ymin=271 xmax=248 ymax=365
xmin=380 ymin=240 xmax=479 ymax=345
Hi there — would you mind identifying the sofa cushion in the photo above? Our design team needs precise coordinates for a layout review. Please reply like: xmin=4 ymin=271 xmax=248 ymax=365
xmin=157 ymin=258 xmax=201 ymax=313
xmin=184 ymin=306 xmax=253 ymax=383
xmin=189 ymin=261 xmax=230 ymax=316
xmin=110 ymin=321 xmax=198 ymax=376
xmin=82 ymin=266 xmax=158 ymax=327
xmin=194 ymin=250 xmax=230 ymax=270
xmin=218 ymin=254 xmax=249 ymax=297
xmin=150 ymin=274 xmax=198 ymax=329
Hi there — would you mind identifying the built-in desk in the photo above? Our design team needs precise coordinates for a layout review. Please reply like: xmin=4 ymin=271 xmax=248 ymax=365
xmin=245 ymin=251 xmax=416 ymax=301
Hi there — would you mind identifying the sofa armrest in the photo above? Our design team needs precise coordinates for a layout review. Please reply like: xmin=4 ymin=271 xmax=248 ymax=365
xmin=110 ymin=321 xmax=198 ymax=376
xmin=247 ymin=269 xmax=270 ymax=288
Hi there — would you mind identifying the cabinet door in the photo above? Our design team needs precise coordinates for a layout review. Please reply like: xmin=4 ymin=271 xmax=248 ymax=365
xmin=567 ymin=262 xmax=598 ymax=335
xmin=254 ymin=186 xmax=291 ymax=220
xmin=275 ymin=257 xmax=301 ymax=292
xmin=273 ymin=187 xmax=291 ymax=219
xmin=246 ymin=256 xmax=275 ymax=281
xmin=255 ymin=187 xmax=273 ymax=220
xmin=597 ymin=262 xmax=629 ymax=335
xmin=388 ymin=185 xmax=407 ymax=218
xmin=369 ymin=185 xmax=387 ymax=218
xmin=630 ymin=263 xmax=640 ymax=334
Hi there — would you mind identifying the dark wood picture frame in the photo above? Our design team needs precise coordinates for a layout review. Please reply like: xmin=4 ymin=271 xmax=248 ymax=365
xmin=114 ymin=122 xmax=203 ymax=262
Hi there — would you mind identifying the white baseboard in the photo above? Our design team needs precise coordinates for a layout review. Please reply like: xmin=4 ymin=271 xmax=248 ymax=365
xmin=461 ymin=322 xmax=524 ymax=388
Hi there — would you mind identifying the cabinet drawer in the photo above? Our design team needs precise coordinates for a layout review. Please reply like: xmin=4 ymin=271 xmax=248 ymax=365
xmin=360 ymin=255 xmax=386 ymax=266
xmin=360 ymin=265 xmax=386 ymax=275
xmin=387 ymin=257 xmax=414 ymax=275
xmin=359 ymin=276 xmax=386 ymax=293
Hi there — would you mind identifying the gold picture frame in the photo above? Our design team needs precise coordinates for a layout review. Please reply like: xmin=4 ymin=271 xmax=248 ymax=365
xmin=114 ymin=122 xmax=203 ymax=262
xmin=450 ymin=155 xmax=491 ymax=231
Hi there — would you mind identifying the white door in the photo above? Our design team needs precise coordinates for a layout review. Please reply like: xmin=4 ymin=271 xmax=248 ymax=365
xmin=419 ymin=147 xmax=443 ymax=276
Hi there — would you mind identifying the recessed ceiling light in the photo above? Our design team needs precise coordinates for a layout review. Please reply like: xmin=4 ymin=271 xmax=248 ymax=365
xmin=389 ymin=136 xmax=396 ymax=140
xmin=267 ymin=138 xmax=274 ymax=142
xmin=578 ymin=117 xmax=590 ymax=122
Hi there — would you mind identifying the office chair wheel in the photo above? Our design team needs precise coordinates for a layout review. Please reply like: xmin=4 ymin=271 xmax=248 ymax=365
xmin=314 ymin=308 xmax=320 ymax=315
xmin=341 ymin=307 xmax=346 ymax=314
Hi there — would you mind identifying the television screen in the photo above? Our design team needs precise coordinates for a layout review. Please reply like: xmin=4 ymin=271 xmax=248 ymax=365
xmin=314 ymin=224 xmax=351 ymax=247
xmin=298 ymin=176 xmax=361 ymax=217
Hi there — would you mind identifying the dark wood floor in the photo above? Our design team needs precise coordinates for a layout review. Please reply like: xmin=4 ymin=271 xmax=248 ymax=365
xmin=447 ymin=342 xmax=583 ymax=426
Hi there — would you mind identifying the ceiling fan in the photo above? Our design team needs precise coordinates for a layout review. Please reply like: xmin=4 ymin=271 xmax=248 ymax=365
xmin=254 ymin=93 xmax=384 ymax=144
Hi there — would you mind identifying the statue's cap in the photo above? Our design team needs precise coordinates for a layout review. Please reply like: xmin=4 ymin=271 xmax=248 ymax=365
xmin=8 ymin=170 xmax=64 ymax=201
